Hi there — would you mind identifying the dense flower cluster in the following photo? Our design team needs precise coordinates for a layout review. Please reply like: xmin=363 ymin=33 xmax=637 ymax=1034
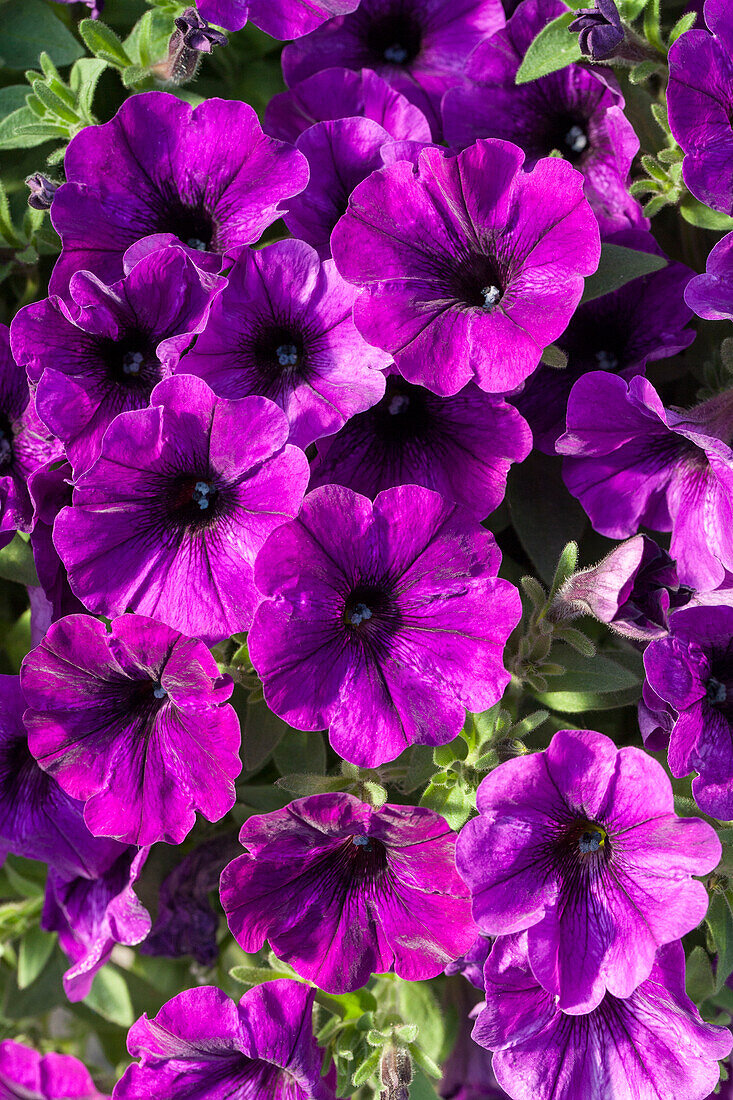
xmin=1 ymin=0 xmax=733 ymax=1096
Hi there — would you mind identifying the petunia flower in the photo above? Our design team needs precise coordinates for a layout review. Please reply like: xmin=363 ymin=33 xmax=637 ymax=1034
xmin=442 ymin=0 xmax=643 ymax=233
xmin=21 ymin=613 xmax=241 ymax=846
xmin=197 ymin=0 xmax=359 ymax=37
xmin=0 ymin=1041 xmax=108 ymax=1100
xmin=53 ymin=375 xmax=309 ymax=643
xmin=644 ymin=603 xmax=733 ymax=821
xmin=455 ymin=728 xmax=721 ymax=1013
xmin=248 ymin=484 xmax=521 ymax=767
xmin=668 ymin=0 xmax=733 ymax=215
xmin=11 ymin=246 xmax=225 ymax=475
xmin=557 ymin=372 xmax=733 ymax=591
xmin=330 ymin=139 xmax=600 ymax=397
xmin=309 ymin=370 xmax=531 ymax=517
xmin=265 ymin=66 xmax=432 ymax=145
xmin=281 ymin=0 xmax=506 ymax=139
xmin=473 ymin=934 xmax=732 ymax=1100
xmin=178 ymin=239 xmax=388 ymax=448
xmin=220 ymin=793 xmax=476 ymax=992
xmin=569 ymin=0 xmax=624 ymax=60
xmin=685 ymin=229 xmax=733 ymax=320
xmin=49 ymin=91 xmax=308 ymax=294
xmin=113 ymin=980 xmax=336 ymax=1099
xmin=42 ymin=846 xmax=151 ymax=1002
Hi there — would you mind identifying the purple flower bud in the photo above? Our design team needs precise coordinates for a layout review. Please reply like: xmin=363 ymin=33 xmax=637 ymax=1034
xmin=569 ymin=0 xmax=624 ymax=60
xmin=553 ymin=535 xmax=692 ymax=641
xmin=173 ymin=7 xmax=228 ymax=52
xmin=25 ymin=173 xmax=59 ymax=211
xmin=151 ymin=8 xmax=227 ymax=85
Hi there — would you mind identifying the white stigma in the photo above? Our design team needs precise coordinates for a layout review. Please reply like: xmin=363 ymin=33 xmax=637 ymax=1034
xmin=481 ymin=285 xmax=502 ymax=310
xmin=349 ymin=603 xmax=373 ymax=626
xmin=384 ymin=44 xmax=408 ymax=63
xmin=122 ymin=351 xmax=144 ymax=375
xmin=595 ymin=350 xmax=619 ymax=371
xmin=276 ymin=343 xmax=299 ymax=368
xmin=566 ymin=125 xmax=588 ymax=154
xmin=388 ymin=394 xmax=410 ymax=415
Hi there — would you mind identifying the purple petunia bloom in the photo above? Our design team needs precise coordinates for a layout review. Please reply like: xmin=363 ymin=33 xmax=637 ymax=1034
xmin=644 ymin=604 xmax=733 ymax=820
xmin=309 ymin=370 xmax=531 ymax=518
xmin=283 ymin=117 xmax=421 ymax=259
xmin=265 ymin=67 xmax=432 ymax=145
xmin=558 ymin=373 xmax=733 ymax=591
xmin=440 ymin=999 xmax=510 ymax=1100
xmin=0 ymin=325 xmax=62 ymax=549
xmin=473 ymin=934 xmax=732 ymax=1100
xmin=42 ymin=846 xmax=151 ymax=1001
xmin=49 ymin=92 xmax=308 ymax=294
xmin=330 ymin=140 xmax=600 ymax=397
xmin=220 ymin=793 xmax=476 ymax=992
xmin=569 ymin=0 xmax=624 ymax=60
xmin=53 ymin=375 xmax=309 ymax=643
xmin=552 ymin=534 xmax=691 ymax=642
xmin=0 ymin=1041 xmax=108 ymax=1099
xmin=281 ymin=0 xmax=506 ymax=139
xmin=21 ymin=613 xmax=241 ymax=846
xmin=515 ymin=228 xmax=695 ymax=453
xmin=197 ymin=0 xmax=359 ymax=37
xmin=113 ymin=980 xmax=336 ymax=1099
xmin=27 ymin=460 xmax=86 ymax=624
xmin=442 ymin=0 xmax=643 ymax=233
xmin=445 ymin=932 xmax=493 ymax=989
xmin=668 ymin=0 xmax=733 ymax=215
xmin=455 ymin=728 xmax=720 ymax=1013
xmin=178 ymin=239 xmax=388 ymax=448
xmin=249 ymin=484 xmax=521 ymax=767
xmin=141 ymin=833 xmax=240 ymax=966
xmin=685 ymin=230 xmax=733 ymax=320
xmin=0 ymin=675 xmax=122 ymax=879
xmin=11 ymin=247 xmax=225 ymax=475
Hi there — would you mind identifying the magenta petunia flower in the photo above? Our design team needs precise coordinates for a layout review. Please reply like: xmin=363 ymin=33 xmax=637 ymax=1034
xmin=442 ymin=0 xmax=643 ymax=233
xmin=309 ymin=370 xmax=531 ymax=517
xmin=554 ymin=535 xmax=691 ymax=642
xmin=0 ymin=325 xmax=62 ymax=548
xmin=644 ymin=604 xmax=733 ymax=821
xmin=515 ymin=228 xmax=695 ymax=453
xmin=265 ymin=66 xmax=432 ymax=145
xmin=49 ymin=92 xmax=308 ymax=294
xmin=668 ymin=0 xmax=733 ymax=215
xmin=43 ymin=846 xmax=151 ymax=1002
xmin=0 ymin=675 xmax=122 ymax=879
xmin=27 ymin=460 xmax=85 ymax=623
xmin=11 ymin=247 xmax=225 ymax=475
xmin=283 ymin=117 xmax=418 ymax=259
xmin=178 ymin=239 xmax=388 ymax=448
xmin=455 ymin=728 xmax=721 ymax=1013
xmin=21 ymin=613 xmax=241 ymax=846
xmin=114 ymin=980 xmax=336 ymax=1099
xmin=685 ymin=229 xmax=733 ymax=320
xmin=281 ymin=0 xmax=506 ymax=138
xmin=198 ymin=0 xmax=358 ymax=37
xmin=249 ymin=484 xmax=521 ymax=766
xmin=330 ymin=140 xmax=600 ymax=397
xmin=220 ymin=793 xmax=476 ymax=992
xmin=557 ymin=373 xmax=733 ymax=591
xmin=473 ymin=934 xmax=732 ymax=1100
xmin=0 ymin=1041 xmax=108 ymax=1100
xmin=53 ymin=375 xmax=309 ymax=643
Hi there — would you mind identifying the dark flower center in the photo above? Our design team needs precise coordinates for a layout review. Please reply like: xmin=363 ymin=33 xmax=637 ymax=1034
xmin=594 ymin=349 xmax=619 ymax=371
xmin=554 ymin=819 xmax=611 ymax=890
xmin=547 ymin=114 xmax=591 ymax=164
xmin=578 ymin=825 xmax=607 ymax=853
xmin=342 ymin=583 xmax=402 ymax=653
xmin=160 ymin=199 xmax=214 ymax=252
xmin=365 ymin=9 xmax=422 ymax=65
xmin=346 ymin=833 xmax=388 ymax=882
xmin=705 ymin=646 xmax=733 ymax=718
xmin=369 ymin=377 xmax=434 ymax=447
xmin=101 ymin=332 xmax=161 ymax=392
xmin=167 ymin=474 xmax=224 ymax=530
xmin=245 ymin=323 xmax=308 ymax=397
xmin=0 ymin=412 xmax=13 ymax=470
xmin=451 ymin=252 xmax=505 ymax=311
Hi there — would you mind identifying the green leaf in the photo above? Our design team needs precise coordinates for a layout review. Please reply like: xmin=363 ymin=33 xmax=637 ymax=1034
xmin=18 ymin=927 xmax=56 ymax=990
xmin=0 ymin=85 xmax=28 ymax=119
xmin=0 ymin=536 xmax=38 ymax=587
xmin=273 ymin=729 xmax=326 ymax=777
xmin=0 ymin=105 xmax=52 ymax=149
xmin=548 ymin=541 xmax=579 ymax=602
xmin=540 ymin=343 xmax=568 ymax=369
xmin=532 ymin=645 xmax=642 ymax=712
xmin=0 ymin=0 xmax=84 ymax=69
xmin=516 ymin=12 xmax=582 ymax=84
xmin=507 ymin=453 xmax=587 ymax=585
xmin=397 ymin=981 xmax=444 ymax=1062
xmin=707 ymin=892 xmax=733 ymax=993
xmin=669 ymin=10 xmax=697 ymax=44
xmin=686 ymin=945 xmax=715 ymax=1005
xmin=84 ymin=965 xmax=134 ymax=1027
xmin=580 ymin=243 xmax=667 ymax=304
xmin=31 ymin=80 xmax=79 ymax=126
xmin=679 ymin=192 xmax=733 ymax=231
xmin=232 ymin=686 xmax=288 ymax=774
xmin=410 ymin=1071 xmax=441 ymax=1100
xmin=400 ymin=744 xmax=436 ymax=793
xmin=352 ymin=1048 xmax=380 ymax=1089
xmin=79 ymin=18 xmax=132 ymax=69
xmin=275 ymin=774 xmax=350 ymax=797
xmin=420 ymin=777 xmax=475 ymax=831
xmin=69 ymin=57 xmax=107 ymax=120
xmin=229 ymin=964 xmax=298 ymax=987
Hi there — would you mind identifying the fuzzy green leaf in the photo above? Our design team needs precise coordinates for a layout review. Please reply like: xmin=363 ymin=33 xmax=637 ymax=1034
xmin=516 ymin=11 xmax=582 ymax=84
xmin=580 ymin=243 xmax=667 ymax=304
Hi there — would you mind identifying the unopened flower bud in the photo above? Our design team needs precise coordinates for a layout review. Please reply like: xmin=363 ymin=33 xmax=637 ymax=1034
xmin=151 ymin=8 xmax=227 ymax=86
xmin=26 ymin=173 xmax=60 ymax=211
